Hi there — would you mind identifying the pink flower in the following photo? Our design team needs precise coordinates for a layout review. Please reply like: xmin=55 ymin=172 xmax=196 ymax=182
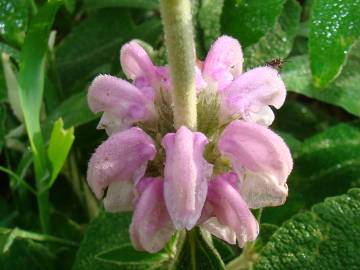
xmin=162 ymin=126 xmax=213 ymax=230
xmin=86 ymin=36 xmax=293 ymax=253
xmin=199 ymin=35 xmax=286 ymax=126
xmin=89 ymin=41 xmax=208 ymax=135
xmin=87 ymin=127 xmax=156 ymax=212
xmin=88 ymin=75 xmax=156 ymax=135
xmin=203 ymin=173 xmax=259 ymax=247
xmin=130 ymin=177 xmax=174 ymax=253
xmin=202 ymin=36 xmax=243 ymax=91
xmin=218 ymin=120 xmax=293 ymax=209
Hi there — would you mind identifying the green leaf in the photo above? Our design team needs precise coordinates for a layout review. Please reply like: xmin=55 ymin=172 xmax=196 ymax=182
xmin=263 ymin=123 xmax=360 ymax=224
xmin=83 ymin=0 xmax=159 ymax=9
xmin=18 ymin=0 xmax=61 ymax=160
xmin=73 ymin=212 xmax=169 ymax=270
xmin=56 ymin=9 xmax=133 ymax=89
xmin=309 ymin=0 xmax=360 ymax=87
xmin=0 ymin=0 xmax=28 ymax=45
xmin=212 ymin=237 xmax=237 ymax=263
xmin=281 ymin=43 xmax=360 ymax=117
xmin=244 ymin=0 xmax=301 ymax=68
xmin=18 ymin=0 xmax=62 ymax=233
xmin=172 ymin=228 xmax=226 ymax=270
xmin=255 ymin=188 xmax=360 ymax=269
xmin=96 ymin=245 xmax=168 ymax=266
xmin=56 ymin=9 xmax=161 ymax=90
xmin=64 ymin=0 xmax=76 ymax=13
xmin=198 ymin=0 xmax=224 ymax=50
xmin=0 ymin=227 xmax=78 ymax=270
xmin=47 ymin=118 xmax=74 ymax=188
xmin=0 ymin=238 xmax=56 ymax=270
xmin=221 ymin=0 xmax=285 ymax=47
xmin=44 ymin=91 xmax=97 ymax=137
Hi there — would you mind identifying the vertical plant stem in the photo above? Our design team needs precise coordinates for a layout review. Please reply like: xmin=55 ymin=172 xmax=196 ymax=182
xmin=160 ymin=0 xmax=197 ymax=130
xmin=68 ymin=152 xmax=99 ymax=219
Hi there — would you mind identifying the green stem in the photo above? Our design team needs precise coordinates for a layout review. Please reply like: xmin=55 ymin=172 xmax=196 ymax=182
xmin=0 ymin=227 xmax=79 ymax=248
xmin=160 ymin=0 xmax=197 ymax=130
xmin=68 ymin=152 xmax=99 ymax=219
xmin=0 ymin=166 xmax=37 ymax=194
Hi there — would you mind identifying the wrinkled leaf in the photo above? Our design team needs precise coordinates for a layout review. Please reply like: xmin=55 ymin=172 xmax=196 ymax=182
xmin=221 ymin=0 xmax=285 ymax=47
xmin=263 ymin=123 xmax=360 ymax=224
xmin=47 ymin=118 xmax=74 ymax=188
xmin=255 ymin=189 xmax=360 ymax=269
xmin=309 ymin=0 xmax=360 ymax=87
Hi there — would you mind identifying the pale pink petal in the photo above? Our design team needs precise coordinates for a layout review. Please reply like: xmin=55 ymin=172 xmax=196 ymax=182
xmin=87 ymin=127 xmax=156 ymax=199
xmin=243 ymin=106 xmax=275 ymax=127
xmin=207 ymin=173 xmax=259 ymax=247
xmin=88 ymin=75 xmax=155 ymax=134
xmin=202 ymin=217 xmax=237 ymax=245
xmin=162 ymin=126 xmax=213 ymax=230
xmin=120 ymin=41 xmax=157 ymax=84
xmin=203 ymin=35 xmax=243 ymax=91
xmin=240 ymin=171 xmax=289 ymax=209
xmin=218 ymin=120 xmax=293 ymax=208
xmin=103 ymin=180 xmax=134 ymax=212
xmin=220 ymin=66 xmax=286 ymax=125
xmin=130 ymin=178 xmax=175 ymax=253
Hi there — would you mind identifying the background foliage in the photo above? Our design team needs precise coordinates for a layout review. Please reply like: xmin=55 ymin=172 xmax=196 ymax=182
xmin=0 ymin=0 xmax=359 ymax=269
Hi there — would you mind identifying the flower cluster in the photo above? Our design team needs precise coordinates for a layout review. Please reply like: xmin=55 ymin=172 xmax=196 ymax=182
xmin=87 ymin=36 xmax=293 ymax=253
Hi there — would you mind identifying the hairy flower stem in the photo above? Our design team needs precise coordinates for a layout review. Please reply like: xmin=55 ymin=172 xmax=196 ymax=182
xmin=160 ymin=0 xmax=197 ymax=130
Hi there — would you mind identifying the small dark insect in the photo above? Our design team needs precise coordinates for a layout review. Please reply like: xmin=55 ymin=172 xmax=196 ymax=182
xmin=266 ymin=58 xmax=285 ymax=70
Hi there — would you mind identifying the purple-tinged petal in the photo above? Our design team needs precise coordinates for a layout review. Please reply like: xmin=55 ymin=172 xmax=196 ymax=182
xmin=218 ymin=120 xmax=293 ymax=208
xmin=103 ymin=180 xmax=134 ymax=212
xmin=220 ymin=66 xmax=286 ymax=125
xmin=203 ymin=36 xmax=243 ymax=91
xmin=88 ymin=75 xmax=155 ymax=134
xmin=130 ymin=178 xmax=175 ymax=253
xmin=120 ymin=41 xmax=157 ymax=85
xmin=87 ymin=127 xmax=156 ymax=199
xmin=162 ymin=126 xmax=213 ymax=230
xmin=207 ymin=173 xmax=259 ymax=247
